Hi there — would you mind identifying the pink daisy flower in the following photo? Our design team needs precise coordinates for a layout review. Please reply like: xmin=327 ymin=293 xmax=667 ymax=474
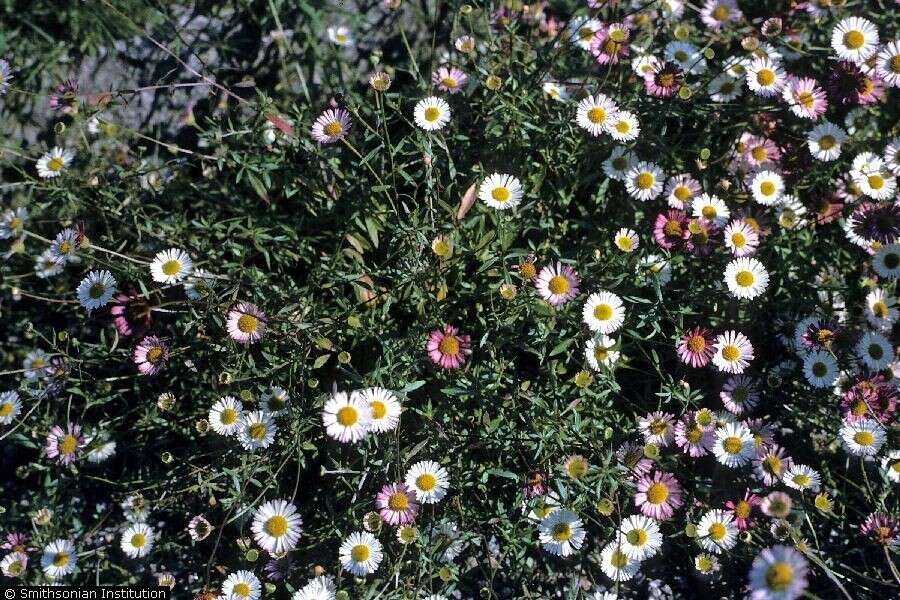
xmin=590 ymin=23 xmax=630 ymax=65
xmin=110 ymin=291 xmax=152 ymax=337
xmin=2 ymin=532 xmax=35 ymax=554
xmin=431 ymin=66 xmax=468 ymax=94
xmin=426 ymin=324 xmax=472 ymax=369
xmin=674 ymin=415 xmax=714 ymax=457
xmin=133 ymin=336 xmax=169 ymax=376
xmin=860 ymin=513 xmax=900 ymax=546
xmin=375 ymin=483 xmax=419 ymax=525
xmin=676 ymin=326 xmax=715 ymax=368
xmin=638 ymin=411 xmax=675 ymax=447
xmin=723 ymin=219 xmax=759 ymax=257
xmin=699 ymin=0 xmax=742 ymax=31
xmin=664 ymin=174 xmax=701 ymax=210
xmin=644 ymin=62 xmax=683 ymax=98
xmin=45 ymin=423 xmax=85 ymax=465
xmin=742 ymin=134 xmax=781 ymax=169
xmin=782 ymin=77 xmax=828 ymax=120
xmin=534 ymin=262 xmax=580 ymax=306
xmin=761 ymin=491 xmax=793 ymax=518
xmin=227 ymin=302 xmax=267 ymax=345
xmin=634 ymin=471 xmax=683 ymax=521
xmin=310 ymin=108 xmax=351 ymax=144
xmin=725 ymin=490 xmax=761 ymax=530
xmin=616 ymin=441 xmax=654 ymax=479
xmin=753 ymin=444 xmax=793 ymax=486
xmin=653 ymin=210 xmax=691 ymax=250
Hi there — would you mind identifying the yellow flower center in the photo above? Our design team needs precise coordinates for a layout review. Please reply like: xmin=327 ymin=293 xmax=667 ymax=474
xmin=594 ymin=345 xmax=609 ymax=362
xmin=635 ymin=172 xmax=654 ymax=190
xmin=388 ymin=491 xmax=409 ymax=511
xmin=687 ymin=426 xmax=703 ymax=443
xmin=59 ymin=434 xmax=78 ymax=455
xmin=751 ymin=146 xmax=768 ymax=162
xmin=708 ymin=523 xmax=727 ymax=540
xmin=547 ymin=275 xmax=570 ymax=295
xmin=52 ymin=552 xmax=70 ymax=568
xmin=233 ymin=583 xmax=251 ymax=598
xmin=593 ymin=303 xmax=613 ymax=321
xmin=324 ymin=121 xmax=343 ymax=137
xmin=674 ymin=50 xmax=688 ymax=62
xmin=424 ymin=107 xmax=440 ymax=122
xmin=854 ymin=431 xmax=874 ymax=446
xmin=793 ymin=474 xmax=811 ymax=486
xmin=818 ymin=135 xmax=836 ymax=150
xmin=673 ymin=186 xmax=691 ymax=202
xmin=249 ymin=422 xmax=267 ymax=440
xmin=763 ymin=455 xmax=782 ymax=474
xmin=265 ymin=515 xmax=289 ymax=537
xmin=552 ymin=522 xmax=573 ymax=541
xmin=59 ymin=240 xmax=72 ymax=255
xmin=617 ymin=236 xmax=633 ymax=250
xmin=131 ymin=533 xmax=146 ymax=548
xmin=0 ymin=403 xmax=13 ymax=417
xmin=712 ymin=4 xmax=729 ymax=20
xmin=416 ymin=473 xmax=437 ymax=491
xmin=890 ymin=55 xmax=900 ymax=74
xmin=868 ymin=174 xmax=885 ymax=190
xmin=161 ymin=260 xmax=181 ymax=276
xmin=731 ymin=232 xmax=746 ymax=247
xmin=615 ymin=120 xmax=631 ymax=134
xmin=587 ymin=107 xmax=606 ymax=124
xmin=843 ymin=30 xmax=865 ymax=50
xmin=723 ymin=436 xmax=743 ymax=454
xmin=350 ymin=544 xmax=370 ymax=562
xmin=765 ymin=563 xmax=795 ymax=591
xmin=734 ymin=501 xmax=751 ymax=519
xmin=336 ymin=406 xmax=358 ymax=427
xmin=756 ymin=69 xmax=775 ymax=86
xmin=438 ymin=335 xmax=460 ymax=355
xmin=701 ymin=205 xmax=717 ymax=219
xmin=646 ymin=482 xmax=669 ymax=504
xmin=610 ymin=549 xmax=629 ymax=568
xmin=873 ymin=301 xmax=889 ymax=318
xmin=609 ymin=29 xmax=626 ymax=43
xmin=664 ymin=219 xmax=683 ymax=236
xmin=370 ymin=400 xmax=386 ymax=419
xmin=626 ymin=528 xmax=648 ymax=546
xmin=221 ymin=408 xmax=238 ymax=425
xmin=760 ymin=181 xmax=776 ymax=196
xmin=491 ymin=186 xmax=511 ymax=202
xmin=440 ymin=77 xmax=457 ymax=89
xmin=649 ymin=419 xmax=667 ymax=435
xmin=735 ymin=270 xmax=755 ymax=287
xmin=797 ymin=91 xmax=815 ymax=109
xmin=146 ymin=346 xmax=164 ymax=363
xmin=48 ymin=157 xmax=65 ymax=172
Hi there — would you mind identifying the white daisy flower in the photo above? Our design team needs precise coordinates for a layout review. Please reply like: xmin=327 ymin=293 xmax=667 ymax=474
xmin=293 ymin=575 xmax=336 ymax=600
xmin=586 ymin=335 xmax=620 ymax=371
xmin=120 ymin=523 xmax=155 ymax=559
xmin=625 ymin=161 xmax=664 ymax=201
xmin=237 ymin=410 xmax=277 ymax=450
xmin=599 ymin=542 xmax=641 ymax=582
xmin=850 ymin=152 xmax=884 ymax=181
xmin=583 ymin=291 xmax=625 ymax=334
xmin=208 ymin=396 xmax=244 ymax=436
xmin=405 ymin=460 xmax=450 ymax=504
xmin=618 ymin=514 xmax=662 ymax=560
xmin=222 ymin=570 xmax=262 ymax=600
xmin=339 ymin=531 xmax=383 ymax=576
xmin=86 ymin=438 xmax=117 ymax=463
xmin=542 ymin=81 xmax=569 ymax=101
xmin=840 ymin=418 xmax=886 ymax=457
xmin=150 ymin=248 xmax=193 ymax=284
xmin=76 ymin=270 xmax=116 ymax=310
xmin=413 ymin=97 xmax=451 ymax=131
xmin=875 ymin=40 xmax=900 ymax=87
xmin=881 ymin=450 xmax=900 ymax=483
xmin=665 ymin=41 xmax=706 ymax=74
xmin=783 ymin=464 xmax=821 ymax=492
xmin=708 ymin=73 xmax=743 ymax=102
xmin=856 ymin=331 xmax=893 ymax=370
xmin=0 ymin=391 xmax=22 ymax=425
xmin=749 ymin=170 xmax=785 ymax=206
xmin=696 ymin=510 xmax=738 ymax=554
xmin=831 ymin=16 xmax=879 ymax=64
xmin=614 ymin=228 xmax=639 ymax=252
xmin=251 ymin=499 xmax=302 ymax=554
xmin=873 ymin=244 xmax=900 ymax=279
xmin=0 ymin=552 xmax=27 ymax=578
xmin=713 ymin=422 xmax=755 ymax=468
xmin=664 ymin=175 xmax=700 ymax=210
xmin=575 ymin=94 xmax=619 ymax=137
xmin=605 ymin=110 xmax=640 ymax=142
xmin=802 ymin=350 xmax=838 ymax=389
xmin=638 ymin=253 xmax=672 ymax=286
xmin=0 ymin=207 xmax=27 ymax=239
xmin=746 ymin=57 xmax=784 ymax=97
xmin=260 ymin=386 xmax=289 ymax=415
xmin=538 ymin=510 xmax=585 ymax=557
xmin=569 ymin=17 xmax=603 ymax=51
xmin=866 ymin=289 xmax=899 ymax=331
xmin=855 ymin=169 xmax=897 ymax=200
xmin=36 ymin=147 xmax=74 ymax=179
xmin=807 ymin=122 xmax=846 ymax=162
xmin=724 ymin=257 xmax=769 ymax=300
xmin=322 ymin=391 xmax=371 ymax=443
xmin=777 ymin=196 xmax=808 ymax=230
xmin=41 ymin=539 xmax=77 ymax=577
xmin=692 ymin=193 xmax=730 ymax=227
xmin=358 ymin=387 xmax=401 ymax=433
xmin=602 ymin=147 xmax=634 ymax=181
xmin=723 ymin=220 xmax=758 ymax=257
xmin=748 ymin=545 xmax=809 ymax=600
xmin=326 ymin=26 xmax=353 ymax=47
xmin=479 ymin=173 xmax=523 ymax=210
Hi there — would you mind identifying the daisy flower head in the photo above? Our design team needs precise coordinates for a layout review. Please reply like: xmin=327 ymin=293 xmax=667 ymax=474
xmin=535 ymin=262 xmax=580 ymax=306
xmin=677 ymin=326 xmax=715 ymax=368
xmin=723 ymin=219 xmax=759 ymax=256
xmin=875 ymin=40 xmax=900 ymax=87
xmin=49 ymin=227 xmax=82 ymax=265
xmin=614 ymin=228 xmax=639 ymax=252
xmin=720 ymin=374 xmax=759 ymax=414
xmin=187 ymin=515 xmax=213 ymax=542
xmin=599 ymin=542 xmax=641 ymax=582
xmin=748 ymin=545 xmax=809 ymax=600
xmin=209 ymin=396 xmax=244 ymax=436
xmin=575 ymin=93 xmax=618 ymax=136
xmin=237 ymin=410 xmax=277 ymax=450
xmin=538 ymin=509 xmax=585 ymax=557
xmin=712 ymin=331 xmax=754 ymax=374
xmin=831 ymin=17 xmax=879 ymax=64
xmin=568 ymin=17 xmax=603 ymax=51
xmin=260 ymin=386 xmax=289 ymax=415
xmin=639 ymin=412 xmax=675 ymax=447
xmin=222 ymin=570 xmax=262 ymax=600
xmin=645 ymin=61 xmax=684 ymax=97
xmin=0 ymin=390 xmax=22 ymax=425
xmin=653 ymin=209 xmax=690 ymax=250
xmin=618 ymin=514 xmax=662 ymax=560
xmin=36 ymin=147 xmax=74 ymax=179
xmin=542 ymin=81 xmax=569 ymax=102
xmin=359 ymin=387 xmax=400 ymax=433
xmin=754 ymin=445 xmax=793 ymax=486
xmin=605 ymin=110 xmax=640 ymax=142
xmin=603 ymin=147 xmax=635 ymax=181
xmin=860 ymin=513 xmax=900 ymax=546
xmin=674 ymin=415 xmax=715 ymax=457
xmin=294 ymin=575 xmax=336 ymax=600
xmin=76 ymin=270 xmax=116 ymax=310
xmin=0 ymin=207 xmax=27 ymax=239
xmin=405 ymin=460 xmax=449 ymax=504
xmin=782 ymin=77 xmax=827 ymax=119
xmin=750 ymin=170 xmax=785 ymax=206
xmin=724 ymin=257 xmax=769 ymax=300
xmin=339 ymin=532 xmax=383 ymax=576
xmin=431 ymin=66 xmax=467 ymax=94
xmin=840 ymin=418 xmax=886 ymax=457
xmin=708 ymin=73 xmax=743 ymax=102
xmin=586 ymin=334 xmax=620 ymax=371
xmin=376 ymin=483 xmax=419 ymax=526
xmin=591 ymin=22 xmax=631 ymax=65
xmin=133 ymin=335 xmax=168 ymax=376
xmin=777 ymin=196 xmax=808 ymax=230
xmin=665 ymin=41 xmax=706 ymax=75
xmin=45 ymin=423 xmax=84 ymax=465
xmin=746 ymin=57 xmax=784 ymax=97
xmin=582 ymin=291 xmax=624 ymax=334
xmin=713 ymin=421 xmax=755 ymax=467
xmin=867 ymin=288 xmax=899 ymax=330
xmin=479 ymin=173 xmax=523 ymax=210
xmin=697 ymin=509 xmax=738 ymax=554
xmin=692 ymin=193 xmax=730 ymax=227
xmin=120 ymin=523 xmax=154 ymax=559
xmin=310 ymin=108 xmax=351 ymax=144
xmin=635 ymin=471 xmax=683 ymax=520
xmin=414 ymin=97 xmax=451 ymax=131
xmin=726 ymin=491 xmax=761 ymax=530
xmin=783 ymin=464 xmax=821 ymax=493
xmin=855 ymin=168 xmax=897 ymax=200
xmin=323 ymin=391 xmax=371 ymax=443
xmin=41 ymin=539 xmax=77 ymax=577
xmin=874 ymin=243 xmax=900 ymax=278
xmin=802 ymin=350 xmax=838 ymax=388
xmin=638 ymin=253 xmax=672 ymax=286
xmin=1 ymin=552 xmax=27 ymax=578
xmin=426 ymin=324 xmax=472 ymax=369
xmin=150 ymin=248 xmax=193 ymax=284
xmin=700 ymin=0 xmax=741 ymax=31
xmin=856 ymin=330 xmax=893 ymax=370
xmin=665 ymin=174 xmax=701 ymax=210
xmin=251 ymin=499 xmax=302 ymax=554
xmin=326 ymin=25 xmax=353 ymax=46
xmin=226 ymin=302 xmax=267 ymax=345
xmin=625 ymin=161 xmax=664 ymax=201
